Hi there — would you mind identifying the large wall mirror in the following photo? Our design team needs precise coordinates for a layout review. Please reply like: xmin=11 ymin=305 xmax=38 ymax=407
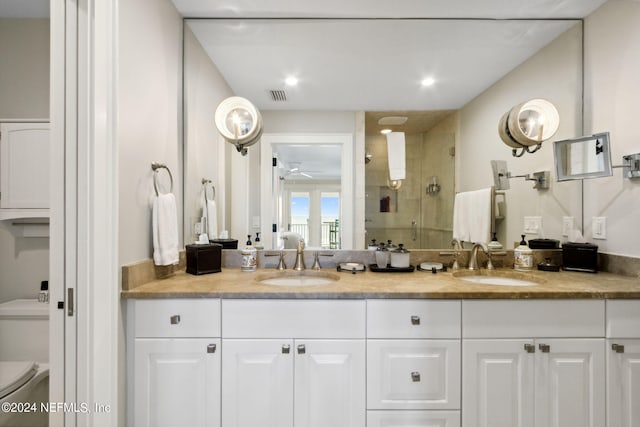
xmin=183 ymin=18 xmax=584 ymax=250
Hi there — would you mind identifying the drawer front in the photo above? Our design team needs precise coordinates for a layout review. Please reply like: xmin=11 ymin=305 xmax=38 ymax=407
xmin=222 ymin=299 xmax=365 ymax=338
xmin=367 ymin=300 xmax=461 ymax=339
xmin=606 ymin=300 xmax=640 ymax=338
xmin=367 ymin=410 xmax=460 ymax=427
xmin=367 ymin=339 xmax=461 ymax=410
xmin=462 ymin=300 xmax=605 ymax=338
xmin=133 ymin=299 xmax=221 ymax=338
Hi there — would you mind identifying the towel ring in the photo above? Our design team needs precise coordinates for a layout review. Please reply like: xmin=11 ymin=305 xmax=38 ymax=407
xmin=151 ymin=162 xmax=174 ymax=196
xmin=202 ymin=178 xmax=215 ymax=203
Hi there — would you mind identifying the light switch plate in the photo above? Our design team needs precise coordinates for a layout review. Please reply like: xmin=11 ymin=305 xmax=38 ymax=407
xmin=562 ymin=216 xmax=574 ymax=237
xmin=524 ymin=216 xmax=543 ymax=235
xmin=592 ymin=216 xmax=607 ymax=239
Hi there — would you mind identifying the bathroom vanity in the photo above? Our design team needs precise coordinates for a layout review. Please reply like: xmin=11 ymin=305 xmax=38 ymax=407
xmin=123 ymin=269 xmax=640 ymax=427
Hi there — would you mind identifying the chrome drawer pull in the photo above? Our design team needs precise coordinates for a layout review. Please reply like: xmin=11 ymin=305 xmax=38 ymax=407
xmin=207 ymin=344 xmax=216 ymax=354
xmin=411 ymin=315 xmax=420 ymax=325
xmin=539 ymin=344 xmax=550 ymax=353
xmin=297 ymin=344 xmax=306 ymax=354
xmin=524 ymin=344 xmax=535 ymax=353
xmin=612 ymin=343 xmax=625 ymax=353
xmin=282 ymin=344 xmax=291 ymax=354
xmin=411 ymin=371 xmax=421 ymax=382
xmin=170 ymin=315 xmax=181 ymax=325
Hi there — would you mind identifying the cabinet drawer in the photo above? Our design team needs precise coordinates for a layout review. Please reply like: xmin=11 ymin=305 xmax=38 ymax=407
xmin=132 ymin=299 xmax=221 ymax=338
xmin=606 ymin=300 xmax=640 ymax=338
xmin=367 ymin=410 xmax=460 ymax=427
xmin=367 ymin=300 xmax=461 ymax=338
xmin=367 ymin=339 xmax=460 ymax=410
xmin=463 ymin=300 xmax=604 ymax=338
xmin=222 ymin=299 xmax=365 ymax=338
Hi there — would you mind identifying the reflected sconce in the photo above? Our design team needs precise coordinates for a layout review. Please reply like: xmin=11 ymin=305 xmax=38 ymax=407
xmin=498 ymin=99 xmax=560 ymax=157
xmin=214 ymin=96 xmax=263 ymax=156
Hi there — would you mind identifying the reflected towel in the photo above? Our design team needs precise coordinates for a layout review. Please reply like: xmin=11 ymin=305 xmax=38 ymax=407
xmin=453 ymin=188 xmax=492 ymax=243
xmin=152 ymin=193 xmax=179 ymax=266
xmin=205 ymin=200 xmax=218 ymax=240
xmin=386 ymin=132 xmax=406 ymax=180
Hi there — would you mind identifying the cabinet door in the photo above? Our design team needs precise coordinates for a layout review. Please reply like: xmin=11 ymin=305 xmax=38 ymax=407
xmin=0 ymin=123 xmax=49 ymax=209
xmin=462 ymin=339 xmax=535 ymax=427
xmin=367 ymin=339 xmax=460 ymax=410
xmin=222 ymin=339 xmax=294 ymax=427
xmin=534 ymin=339 xmax=605 ymax=427
xmin=367 ymin=410 xmax=460 ymax=427
xmin=607 ymin=339 xmax=640 ymax=427
xmin=133 ymin=338 xmax=220 ymax=427
xmin=294 ymin=339 xmax=366 ymax=427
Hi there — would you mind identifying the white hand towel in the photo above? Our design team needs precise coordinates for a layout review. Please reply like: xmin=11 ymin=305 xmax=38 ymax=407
xmin=453 ymin=192 xmax=471 ymax=242
xmin=152 ymin=193 xmax=179 ymax=266
xmin=453 ymin=188 xmax=492 ymax=243
xmin=206 ymin=199 xmax=218 ymax=240
xmin=386 ymin=132 xmax=406 ymax=180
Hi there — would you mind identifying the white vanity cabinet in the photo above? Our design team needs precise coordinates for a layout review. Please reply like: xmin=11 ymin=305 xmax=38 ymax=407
xmin=127 ymin=299 xmax=222 ymax=427
xmin=606 ymin=300 xmax=640 ymax=427
xmin=221 ymin=299 xmax=366 ymax=427
xmin=0 ymin=121 xmax=50 ymax=219
xmin=462 ymin=300 xmax=606 ymax=427
xmin=366 ymin=300 xmax=461 ymax=427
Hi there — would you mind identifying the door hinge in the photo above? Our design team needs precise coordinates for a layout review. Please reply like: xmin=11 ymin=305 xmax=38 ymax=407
xmin=272 ymin=157 xmax=277 ymax=167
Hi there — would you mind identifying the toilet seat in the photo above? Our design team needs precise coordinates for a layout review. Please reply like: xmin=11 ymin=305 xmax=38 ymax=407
xmin=0 ymin=361 xmax=38 ymax=399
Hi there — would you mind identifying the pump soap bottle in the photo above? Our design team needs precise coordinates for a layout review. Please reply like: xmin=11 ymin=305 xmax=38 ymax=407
xmin=241 ymin=235 xmax=257 ymax=272
xmin=514 ymin=234 xmax=533 ymax=271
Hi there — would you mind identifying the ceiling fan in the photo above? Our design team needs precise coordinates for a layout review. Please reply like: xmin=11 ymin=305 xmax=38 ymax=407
xmin=282 ymin=162 xmax=315 ymax=179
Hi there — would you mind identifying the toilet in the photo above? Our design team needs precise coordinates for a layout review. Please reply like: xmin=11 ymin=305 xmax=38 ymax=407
xmin=0 ymin=299 xmax=49 ymax=427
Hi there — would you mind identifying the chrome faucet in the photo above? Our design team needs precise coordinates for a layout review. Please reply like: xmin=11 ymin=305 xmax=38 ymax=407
xmin=469 ymin=242 xmax=491 ymax=270
xmin=293 ymin=239 xmax=306 ymax=271
xmin=265 ymin=250 xmax=287 ymax=270
xmin=451 ymin=239 xmax=462 ymax=270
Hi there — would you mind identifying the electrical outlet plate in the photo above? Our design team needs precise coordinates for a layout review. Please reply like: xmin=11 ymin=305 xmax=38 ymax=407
xmin=524 ymin=216 xmax=542 ymax=235
xmin=592 ymin=216 xmax=607 ymax=239
xmin=562 ymin=216 xmax=574 ymax=237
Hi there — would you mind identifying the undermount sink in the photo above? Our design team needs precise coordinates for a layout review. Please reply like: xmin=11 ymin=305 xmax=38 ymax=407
xmin=453 ymin=270 xmax=542 ymax=287
xmin=256 ymin=271 xmax=340 ymax=287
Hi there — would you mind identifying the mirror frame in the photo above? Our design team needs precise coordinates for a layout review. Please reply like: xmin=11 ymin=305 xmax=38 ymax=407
xmin=554 ymin=132 xmax=612 ymax=181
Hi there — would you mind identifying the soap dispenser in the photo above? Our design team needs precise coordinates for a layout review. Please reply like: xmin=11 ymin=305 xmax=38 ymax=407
xmin=241 ymin=235 xmax=257 ymax=272
xmin=514 ymin=234 xmax=533 ymax=271
xmin=254 ymin=232 xmax=264 ymax=250
xmin=488 ymin=232 xmax=503 ymax=249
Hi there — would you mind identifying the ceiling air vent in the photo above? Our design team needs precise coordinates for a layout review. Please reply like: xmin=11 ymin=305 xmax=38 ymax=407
xmin=269 ymin=89 xmax=287 ymax=102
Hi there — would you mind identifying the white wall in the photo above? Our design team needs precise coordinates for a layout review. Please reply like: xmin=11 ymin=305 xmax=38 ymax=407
xmin=118 ymin=0 xmax=183 ymax=265
xmin=0 ymin=18 xmax=50 ymax=302
xmin=458 ymin=23 xmax=583 ymax=247
xmin=583 ymin=0 xmax=640 ymax=257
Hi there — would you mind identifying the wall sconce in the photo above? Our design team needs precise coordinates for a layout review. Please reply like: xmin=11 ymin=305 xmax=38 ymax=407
xmin=426 ymin=176 xmax=441 ymax=195
xmin=214 ymin=96 xmax=263 ymax=156
xmin=498 ymin=99 xmax=560 ymax=157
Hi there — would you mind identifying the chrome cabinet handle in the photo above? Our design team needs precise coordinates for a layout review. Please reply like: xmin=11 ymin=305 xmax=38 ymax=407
xmin=612 ymin=343 xmax=625 ymax=353
xmin=411 ymin=371 xmax=421 ymax=382
xmin=297 ymin=344 xmax=306 ymax=354
xmin=207 ymin=344 xmax=216 ymax=354
xmin=411 ymin=315 xmax=420 ymax=325
xmin=524 ymin=344 xmax=535 ymax=353
xmin=539 ymin=344 xmax=550 ymax=353
xmin=170 ymin=315 xmax=181 ymax=325
xmin=282 ymin=344 xmax=291 ymax=354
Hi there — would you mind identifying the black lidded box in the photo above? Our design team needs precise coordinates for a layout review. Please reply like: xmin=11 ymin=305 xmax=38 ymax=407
xmin=562 ymin=242 xmax=598 ymax=273
xmin=528 ymin=238 xmax=560 ymax=249
xmin=186 ymin=243 xmax=222 ymax=275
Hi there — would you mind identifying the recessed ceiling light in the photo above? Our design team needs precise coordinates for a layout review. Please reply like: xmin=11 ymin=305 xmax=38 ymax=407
xmin=421 ymin=77 xmax=436 ymax=87
xmin=380 ymin=129 xmax=392 ymax=134
xmin=285 ymin=76 xmax=299 ymax=86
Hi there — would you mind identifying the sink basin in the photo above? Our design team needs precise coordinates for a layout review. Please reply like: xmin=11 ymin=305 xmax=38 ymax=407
xmin=256 ymin=271 xmax=339 ymax=287
xmin=453 ymin=270 xmax=542 ymax=287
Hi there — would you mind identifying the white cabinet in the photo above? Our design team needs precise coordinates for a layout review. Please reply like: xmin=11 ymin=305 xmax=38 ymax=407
xmin=127 ymin=299 xmax=221 ymax=427
xmin=0 ymin=122 xmax=50 ymax=219
xmin=367 ymin=300 xmax=461 ymax=426
xmin=462 ymin=300 xmax=606 ymax=427
xmin=221 ymin=300 xmax=366 ymax=427
xmin=607 ymin=300 xmax=640 ymax=427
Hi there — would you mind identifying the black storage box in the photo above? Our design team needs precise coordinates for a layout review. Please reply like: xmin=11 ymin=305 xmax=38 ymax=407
xmin=562 ymin=242 xmax=598 ymax=273
xmin=210 ymin=238 xmax=238 ymax=249
xmin=528 ymin=238 xmax=560 ymax=249
xmin=186 ymin=243 xmax=222 ymax=275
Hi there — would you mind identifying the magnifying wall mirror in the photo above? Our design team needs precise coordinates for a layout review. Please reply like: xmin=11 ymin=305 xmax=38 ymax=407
xmin=554 ymin=132 xmax=613 ymax=181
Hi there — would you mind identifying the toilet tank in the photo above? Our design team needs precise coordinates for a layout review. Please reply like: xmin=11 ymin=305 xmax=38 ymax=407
xmin=0 ymin=299 xmax=49 ymax=363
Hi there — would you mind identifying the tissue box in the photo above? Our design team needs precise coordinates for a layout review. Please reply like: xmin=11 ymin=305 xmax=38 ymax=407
xmin=186 ymin=243 xmax=222 ymax=275
xmin=562 ymin=242 xmax=598 ymax=273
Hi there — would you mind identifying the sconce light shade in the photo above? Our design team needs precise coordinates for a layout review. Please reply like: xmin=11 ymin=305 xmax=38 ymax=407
xmin=499 ymin=99 xmax=559 ymax=157
xmin=214 ymin=96 xmax=263 ymax=156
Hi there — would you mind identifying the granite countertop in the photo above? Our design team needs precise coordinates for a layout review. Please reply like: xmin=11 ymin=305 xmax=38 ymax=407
xmin=121 ymin=266 xmax=640 ymax=300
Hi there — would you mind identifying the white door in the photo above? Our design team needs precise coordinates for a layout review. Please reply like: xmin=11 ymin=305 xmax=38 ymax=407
xmin=367 ymin=339 xmax=460 ymax=410
xmin=462 ymin=339 xmax=535 ymax=427
xmin=134 ymin=338 xmax=221 ymax=427
xmin=294 ymin=339 xmax=366 ymax=427
xmin=534 ymin=339 xmax=605 ymax=427
xmin=607 ymin=339 xmax=640 ymax=427
xmin=222 ymin=339 xmax=294 ymax=427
